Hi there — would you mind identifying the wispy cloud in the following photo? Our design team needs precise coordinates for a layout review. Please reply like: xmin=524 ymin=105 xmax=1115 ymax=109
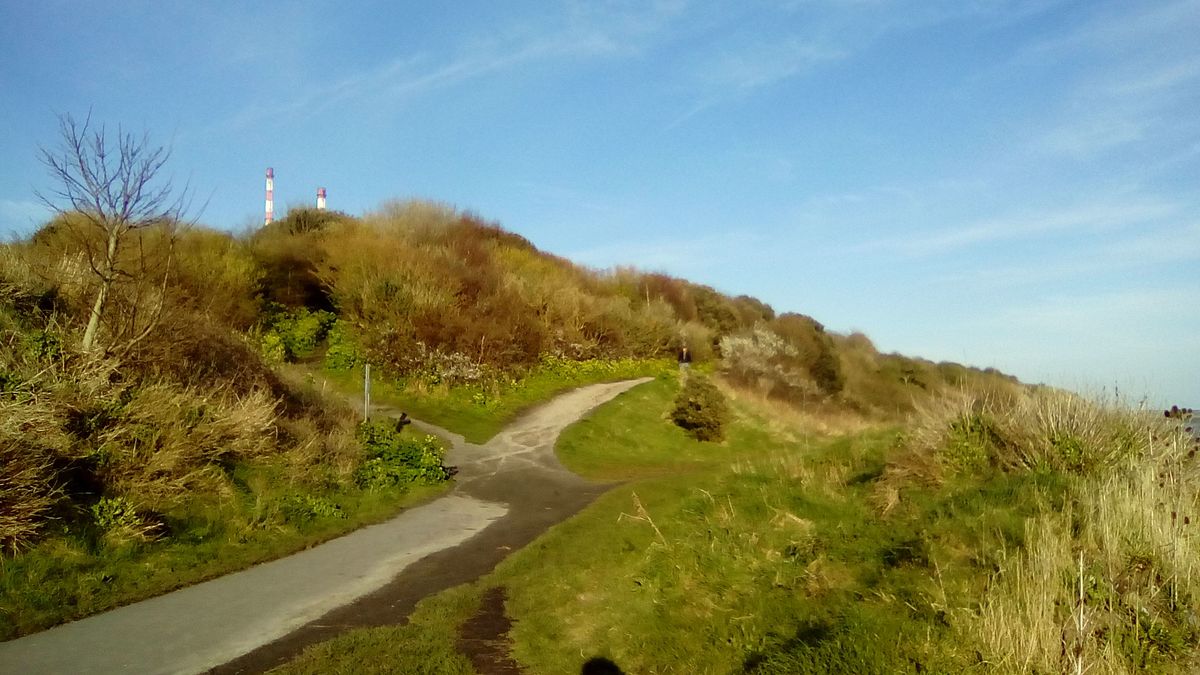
xmin=993 ymin=286 xmax=1199 ymax=337
xmin=868 ymin=198 xmax=1179 ymax=257
xmin=222 ymin=4 xmax=687 ymax=132
xmin=1036 ymin=116 xmax=1148 ymax=158
xmin=1019 ymin=1 xmax=1200 ymax=159
xmin=925 ymin=220 xmax=1200 ymax=290
xmin=667 ymin=36 xmax=844 ymax=128
xmin=1020 ymin=0 xmax=1199 ymax=59
xmin=671 ymin=0 xmax=1073 ymax=127
xmin=701 ymin=39 xmax=845 ymax=92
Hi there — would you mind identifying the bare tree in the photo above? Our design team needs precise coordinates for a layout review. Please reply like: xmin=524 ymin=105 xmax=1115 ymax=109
xmin=36 ymin=112 xmax=194 ymax=354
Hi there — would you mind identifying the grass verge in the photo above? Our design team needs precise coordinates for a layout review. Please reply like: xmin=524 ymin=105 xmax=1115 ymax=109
xmin=0 ymin=454 xmax=448 ymax=641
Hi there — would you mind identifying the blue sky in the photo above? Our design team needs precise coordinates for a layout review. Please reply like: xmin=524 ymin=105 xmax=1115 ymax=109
xmin=2 ymin=1 xmax=1198 ymax=405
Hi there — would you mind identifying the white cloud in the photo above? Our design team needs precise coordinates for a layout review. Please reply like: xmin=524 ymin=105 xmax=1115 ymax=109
xmin=1021 ymin=0 xmax=1199 ymax=59
xmin=1036 ymin=116 xmax=1147 ymax=158
xmin=924 ymin=220 xmax=1200 ymax=291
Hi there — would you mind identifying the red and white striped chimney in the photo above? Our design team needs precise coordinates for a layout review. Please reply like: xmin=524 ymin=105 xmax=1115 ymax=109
xmin=316 ymin=187 xmax=327 ymax=211
xmin=264 ymin=168 xmax=275 ymax=225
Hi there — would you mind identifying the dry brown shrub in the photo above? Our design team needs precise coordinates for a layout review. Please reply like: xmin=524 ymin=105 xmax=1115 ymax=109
xmin=719 ymin=378 xmax=879 ymax=442
xmin=0 ymin=439 xmax=60 ymax=552
xmin=904 ymin=386 xmax=1158 ymax=476
xmin=94 ymin=384 xmax=277 ymax=510
xmin=122 ymin=313 xmax=269 ymax=388
xmin=171 ymin=227 xmax=262 ymax=329
xmin=270 ymin=366 xmax=361 ymax=483
xmin=0 ymin=363 xmax=90 ymax=551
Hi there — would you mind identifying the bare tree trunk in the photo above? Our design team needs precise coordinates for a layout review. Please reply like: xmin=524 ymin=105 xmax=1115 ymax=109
xmin=81 ymin=282 xmax=107 ymax=352
xmin=81 ymin=229 xmax=120 ymax=352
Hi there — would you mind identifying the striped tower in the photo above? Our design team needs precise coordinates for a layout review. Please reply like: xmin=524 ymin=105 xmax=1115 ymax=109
xmin=264 ymin=168 xmax=275 ymax=225
xmin=316 ymin=187 xmax=327 ymax=211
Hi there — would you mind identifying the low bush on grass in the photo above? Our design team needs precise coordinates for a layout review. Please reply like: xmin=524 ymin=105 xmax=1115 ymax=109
xmin=355 ymin=422 xmax=450 ymax=490
xmin=671 ymin=374 xmax=729 ymax=441
xmin=323 ymin=320 xmax=363 ymax=371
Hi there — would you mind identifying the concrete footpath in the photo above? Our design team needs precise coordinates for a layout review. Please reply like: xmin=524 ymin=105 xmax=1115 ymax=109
xmin=0 ymin=378 xmax=650 ymax=675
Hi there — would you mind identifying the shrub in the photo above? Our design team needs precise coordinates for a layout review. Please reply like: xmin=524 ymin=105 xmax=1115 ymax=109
xmin=671 ymin=375 xmax=729 ymax=442
xmin=355 ymin=422 xmax=450 ymax=490
xmin=261 ymin=307 xmax=336 ymax=362
xmin=171 ymin=227 xmax=262 ymax=330
xmin=89 ymin=383 xmax=278 ymax=512
xmin=323 ymin=320 xmax=362 ymax=371
xmin=720 ymin=326 xmax=825 ymax=402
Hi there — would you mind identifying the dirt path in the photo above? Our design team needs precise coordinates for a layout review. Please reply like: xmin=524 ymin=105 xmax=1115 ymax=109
xmin=456 ymin=587 xmax=522 ymax=674
xmin=0 ymin=378 xmax=650 ymax=675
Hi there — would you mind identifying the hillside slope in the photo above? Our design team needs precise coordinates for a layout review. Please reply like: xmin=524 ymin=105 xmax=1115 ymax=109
xmin=1 ymin=199 xmax=1016 ymax=637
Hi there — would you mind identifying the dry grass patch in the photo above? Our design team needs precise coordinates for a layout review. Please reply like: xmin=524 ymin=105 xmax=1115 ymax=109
xmin=895 ymin=386 xmax=1200 ymax=673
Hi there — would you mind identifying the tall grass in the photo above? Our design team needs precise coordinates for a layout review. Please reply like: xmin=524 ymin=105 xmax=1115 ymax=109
xmin=899 ymin=386 xmax=1200 ymax=673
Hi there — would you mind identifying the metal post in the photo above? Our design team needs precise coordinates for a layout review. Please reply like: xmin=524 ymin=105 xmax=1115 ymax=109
xmin=364 ymin=363 xmax=371 ymax=422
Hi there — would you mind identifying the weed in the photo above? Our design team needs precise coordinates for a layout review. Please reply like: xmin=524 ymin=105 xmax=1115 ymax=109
xmin=280 ymin=494 xmax=346 ymax=524
xmin=355 ymin=423 xmax=450 ymax=490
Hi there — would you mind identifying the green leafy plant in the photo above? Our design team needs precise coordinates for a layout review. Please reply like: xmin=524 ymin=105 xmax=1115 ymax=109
xmin=355 ymin=422 xmax=450 ymax=490
xmin=323 ymin=320 xmax=362 ymax=371
xmin=280 ymin=493 xmax=346 ymax=524
xmin=260 ymin=307 xmax=336 ymax=362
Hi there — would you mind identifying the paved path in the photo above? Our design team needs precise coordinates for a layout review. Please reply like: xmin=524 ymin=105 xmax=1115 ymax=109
xmin=0 ymin=378 xmax=650 ymax=675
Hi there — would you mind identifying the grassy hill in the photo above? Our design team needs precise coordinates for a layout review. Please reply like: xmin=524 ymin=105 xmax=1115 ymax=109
xmin=7 ymin=198 xmax=1190 ymax=672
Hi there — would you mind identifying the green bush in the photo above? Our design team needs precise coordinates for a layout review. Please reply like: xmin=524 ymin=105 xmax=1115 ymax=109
xmin=260 ymin=307 xmax=337 ymax=362
xmin=355 ymin=422 xmax=450 ymax=490
xmin=323 ymin=321 xmax=362 ymax=371
xmin=671 ymin=375 xmax=729 ymax=442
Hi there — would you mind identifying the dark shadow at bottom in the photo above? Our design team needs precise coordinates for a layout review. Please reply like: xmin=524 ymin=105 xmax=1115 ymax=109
xmin=582 ymin=656 xmax=625 ymax=675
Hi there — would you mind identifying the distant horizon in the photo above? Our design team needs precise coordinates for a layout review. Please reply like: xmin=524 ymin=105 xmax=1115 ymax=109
xmin=2 ymin=1 xmax=1197 ymax=405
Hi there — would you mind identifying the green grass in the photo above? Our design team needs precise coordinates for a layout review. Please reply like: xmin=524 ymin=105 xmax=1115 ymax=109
xmin=555 ymin=376 xmax=740 ymax=480
xmin=0 ymin=463 xmax=447 ymax=640
xmin=277 ymin=583 xmax=479 ymax=675
xmin=277 ymin=378 xmax=925 ymax=673
xmin=324 ymin=357 xmax=675 ymax=444
xmin=278 ymin=375 xmax=1112 ymax=674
